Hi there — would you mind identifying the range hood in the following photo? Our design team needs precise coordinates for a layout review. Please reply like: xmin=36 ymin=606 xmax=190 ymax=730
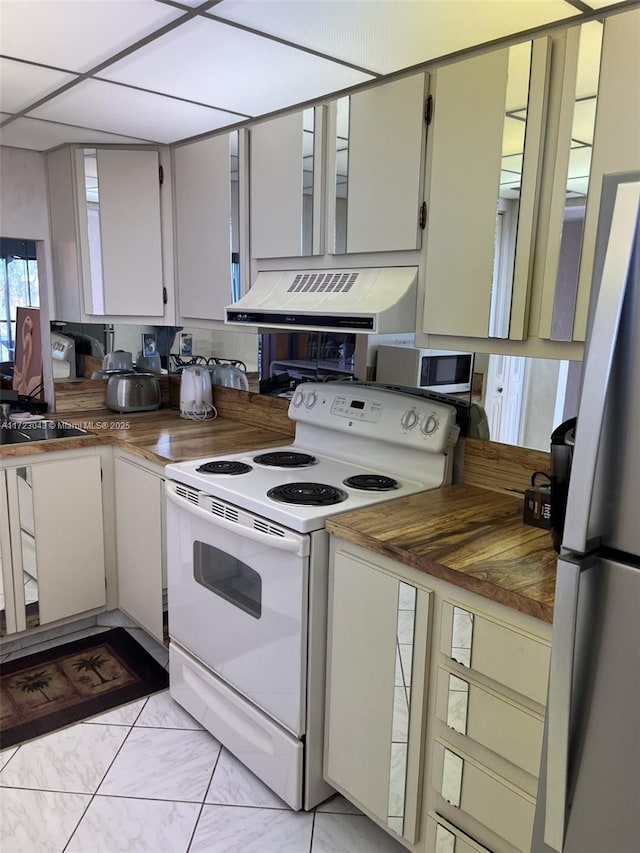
xmin=225 ymin=266 xmax=418 ymax=333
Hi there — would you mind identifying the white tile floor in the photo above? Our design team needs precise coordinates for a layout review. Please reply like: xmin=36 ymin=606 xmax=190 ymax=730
xmin=1 ymin=624 xmax=406 ymax=853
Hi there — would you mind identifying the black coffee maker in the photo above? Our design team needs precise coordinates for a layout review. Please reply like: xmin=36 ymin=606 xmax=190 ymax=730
xmin=550 ymin=417 xmax=577 ymax=552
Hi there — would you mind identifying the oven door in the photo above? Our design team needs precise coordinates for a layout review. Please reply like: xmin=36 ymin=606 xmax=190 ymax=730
xmin=166 ymin=482 xmax=309 ymax=736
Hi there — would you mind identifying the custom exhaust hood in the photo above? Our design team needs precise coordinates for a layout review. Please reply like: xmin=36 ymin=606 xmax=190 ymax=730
xmin=224 ymin=267 xmax=418 ymax=333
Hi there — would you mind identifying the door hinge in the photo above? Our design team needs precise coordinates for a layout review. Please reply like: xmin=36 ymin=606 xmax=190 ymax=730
xmin=162 ymin=286 xmax=168 ymax=305
xmin=419 ymin=201 xmax=427 ymax=230
xmin=159 ymin=164 xmax=164 ymax=185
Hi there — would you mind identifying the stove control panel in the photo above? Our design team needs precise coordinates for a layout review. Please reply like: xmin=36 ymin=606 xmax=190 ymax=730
xmin=289 ymin=383 xmax=458 ymax=454
xmin=330 ymin=395 xmax=383 ymax=422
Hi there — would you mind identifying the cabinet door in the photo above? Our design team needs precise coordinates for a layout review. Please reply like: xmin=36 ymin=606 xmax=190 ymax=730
xmin=325 ymin=549 xmax=430 ymax=843
xmin=114 ymin=457 xmax=164 ymax=643
xmin=0 ymin=471 xmax=18 ymax=636
xmin=88 ymin=148 xmax=164 ymax=316
xmin=571 ymin=8 xmax=640 ymax=341
xmin=337 ymin=73 xmax=427 ymax=254
xmin=6 ymin=457 xmax=106 ymax=630
xmin=422 ymin=39 xmax=549 ymax=340
xmin=174 ymin=133 xmax=238 ymax=321
xmin=250 ymin=109 xmax=318 ymax=258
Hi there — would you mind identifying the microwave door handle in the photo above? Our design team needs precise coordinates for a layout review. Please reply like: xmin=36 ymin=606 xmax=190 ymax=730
xmin=165 ymin=487 xmax=308 ymax=556
xmin=562 ymin=180 xmax=639 ymax=553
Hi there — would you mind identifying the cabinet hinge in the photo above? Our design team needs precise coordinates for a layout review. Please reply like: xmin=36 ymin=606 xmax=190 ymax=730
xmin=425 ymin=94 xmax=433 ymax=125
xmin=159 ymin=165 xmax=164 ymax=185
xmin=419 ymin=201 xmax=427 ymax=230
xmin=162 ymin=286 xmax=168 ymax=305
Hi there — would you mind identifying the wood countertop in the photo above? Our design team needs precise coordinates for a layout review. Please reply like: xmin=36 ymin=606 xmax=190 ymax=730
xmin=326 ymin=484 xmax=557 ymax=623
xmin=0 ymin=407 xmax=291 ymax=465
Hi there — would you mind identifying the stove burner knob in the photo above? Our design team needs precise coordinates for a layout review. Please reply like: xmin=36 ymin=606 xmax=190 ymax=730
xmin=304 ymin=390 xmax=318 ymax=409
xmin=292 ymin=389 xmax=305 ymax=407
xmin=400 ymin=408 xmax=419 ymax=430
xmin=421 ymin=414 xmax=439 ymax=436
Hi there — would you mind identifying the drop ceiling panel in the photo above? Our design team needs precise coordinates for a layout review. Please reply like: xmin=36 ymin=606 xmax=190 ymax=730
xmin=0 ymin=115 xmax=150 ymax=151
xmin=0 ymin=59 xmax=77 ymax=113
xmin=98 ymin=17 xmax=374 ymax=116
xmin=212 ymin=0 xmax=580 ymax=75
xmin=0 ymin=0 xmax=183 ymax=73
xmin=28 ymin=79 xmax=241 ymax=143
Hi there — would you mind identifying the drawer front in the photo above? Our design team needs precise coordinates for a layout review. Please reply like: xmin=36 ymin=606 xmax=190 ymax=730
xmin=170 ymin=642 xmax=303 ymax=810
xmin=440 ymin=601 xmax=550 ymax=705
xmin=425 ymin=814 xmax=490 ymax=853
xmin=432 ymin=740 xmax=535 ymax=852
xmin=435 ymin=667 xmax=544 ymax=777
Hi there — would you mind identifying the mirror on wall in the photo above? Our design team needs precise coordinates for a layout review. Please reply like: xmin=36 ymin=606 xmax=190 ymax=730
xmin=474 ymin=352 xmax=582 ymax=451
xmin=489 ymin=41 xmax=533 ymax=338
xmin=50 ymin=322 xmax=259 ymax=384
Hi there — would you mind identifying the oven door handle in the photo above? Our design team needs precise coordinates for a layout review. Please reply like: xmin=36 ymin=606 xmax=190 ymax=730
xmin=166 ymin=487 xmax=309 ymax=556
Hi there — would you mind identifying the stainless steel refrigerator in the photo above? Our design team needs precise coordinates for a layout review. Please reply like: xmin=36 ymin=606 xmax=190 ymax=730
xmin=532 ymin=172 xmax=640 ymax=852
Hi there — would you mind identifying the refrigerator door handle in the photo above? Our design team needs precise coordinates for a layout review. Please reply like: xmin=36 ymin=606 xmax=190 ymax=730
xmin=563 ymin=180 xmax=640 ymax=553
xmin=544 ymin=556 xmax=584 ymax=851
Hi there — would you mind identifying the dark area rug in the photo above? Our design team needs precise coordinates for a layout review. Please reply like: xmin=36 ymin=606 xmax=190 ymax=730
xmin=0 ymin=627 xmax=168 ymax=749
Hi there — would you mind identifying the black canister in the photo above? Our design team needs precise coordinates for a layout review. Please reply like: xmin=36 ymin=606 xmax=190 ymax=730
xmin=550 ymin=417 xmax=577 ymax=552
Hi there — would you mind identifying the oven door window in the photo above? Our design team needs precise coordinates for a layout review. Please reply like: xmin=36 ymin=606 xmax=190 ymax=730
xmin=194 ymin=541 xmax=261 ymax=619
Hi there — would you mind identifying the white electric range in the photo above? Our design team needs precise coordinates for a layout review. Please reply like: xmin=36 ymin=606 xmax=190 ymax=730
xmin=165 ymin=382 xmax=459 ymax=811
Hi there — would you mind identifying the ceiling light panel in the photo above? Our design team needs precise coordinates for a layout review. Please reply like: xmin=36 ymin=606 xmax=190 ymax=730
xmin=212 ymin=0 xmax=580 ymax=75
xmin=28 ymin=79 xmax=243 ymax=143
xmin=0 ymin=59 xmax=77 ymax=113
xmin=0 ymin=115 xmax=151 ymax=151
xmin=98 ymin=18 xmax=374 ymax=116
xmin=0 ymin=0 xmax=184 ymax=73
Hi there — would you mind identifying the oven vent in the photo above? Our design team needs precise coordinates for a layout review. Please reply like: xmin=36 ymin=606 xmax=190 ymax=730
xmin=206 ymin=497 xmax=239 ymax=524
xmin=253 ymin=519 xmax=286 ymax=539
xmin=287 ymin=271 xmax=358 ymax=294
xmin=175 ymin=484 xmax=200 ymax=505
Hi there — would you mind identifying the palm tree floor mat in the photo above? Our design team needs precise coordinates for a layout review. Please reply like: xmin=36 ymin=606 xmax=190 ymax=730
xmin=0 ymin=628 xmax=168 ymax=749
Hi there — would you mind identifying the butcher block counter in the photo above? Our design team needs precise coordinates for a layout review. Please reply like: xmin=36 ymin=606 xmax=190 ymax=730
xmin=0 ymin=390 xmax=294 ymax=465
xmin=326 ymin=483 xmax=557 ymax=622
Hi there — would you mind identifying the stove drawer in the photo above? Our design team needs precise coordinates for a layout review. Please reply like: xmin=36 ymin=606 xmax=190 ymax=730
xmin=170 ymin=642 xmax=304 ymax=810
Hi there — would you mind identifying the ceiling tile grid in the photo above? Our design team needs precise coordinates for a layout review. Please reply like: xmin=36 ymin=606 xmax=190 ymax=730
xmin=0 ymin=0 xmax=630 ymax=152
xmin=0 ymin=0 xmax=184 ymax=72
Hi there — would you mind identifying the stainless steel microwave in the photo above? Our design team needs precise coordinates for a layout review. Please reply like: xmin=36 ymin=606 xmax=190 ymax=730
xmin=375 ymin=346 xmax=474 ymax=394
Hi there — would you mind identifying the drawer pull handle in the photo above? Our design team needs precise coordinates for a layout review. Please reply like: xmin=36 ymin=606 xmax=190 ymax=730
xmin=435 ymin=823 xmax=457 ymax=852
xmin=442 ymin=748 xmax=464 ymax=807
xmin=446 ymin=674 xmax=469 ymax=735
xmin=451 ymin=606 xmax=474 ymax=667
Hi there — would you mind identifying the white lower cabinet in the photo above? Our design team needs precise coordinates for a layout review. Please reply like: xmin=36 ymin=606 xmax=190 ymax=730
xmin=0 ymin=452 xmax=106 ymax=636
xmin=325 ymin=538 xmax=552 ymax=852
xmin=114 ymin=453 xmax=165 ymax=643
xmin=324 ymin=546 xmax=432 ymax=844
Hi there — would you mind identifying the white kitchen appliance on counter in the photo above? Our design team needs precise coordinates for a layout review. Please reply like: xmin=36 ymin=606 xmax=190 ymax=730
xmin=179 ymin=364 xmax=214 ymax=419
xmin=165 ymin=382 xmax=459 ymax=811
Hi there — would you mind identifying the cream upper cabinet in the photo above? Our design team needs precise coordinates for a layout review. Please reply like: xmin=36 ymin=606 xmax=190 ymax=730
xmin=331 ymin=72 xmax=428 ymax=255
xmin=47 ymin=145 xmax=168 ymax=323
xmin=174 ymin=130 xmax=244 ymax=322
xmin=0 ymin=454 xmax=106 ymax=637
xmin=250 ymin=107 xmax=321 ymax=259
xmin=537 ymin=8 xmax=640 ymax=344
xmin=421 ymin=38 xmax=550 ymax=341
